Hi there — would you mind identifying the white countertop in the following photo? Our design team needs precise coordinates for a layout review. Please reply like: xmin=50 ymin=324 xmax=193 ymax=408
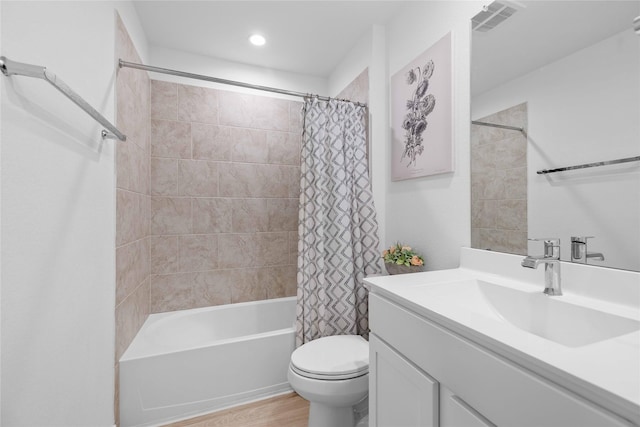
xmin=365 ymin=248 xmax=640 ymax=423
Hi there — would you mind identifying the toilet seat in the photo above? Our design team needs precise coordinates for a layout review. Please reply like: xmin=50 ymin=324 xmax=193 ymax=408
xmin=290 ymin=335 xmax=369 ymax=380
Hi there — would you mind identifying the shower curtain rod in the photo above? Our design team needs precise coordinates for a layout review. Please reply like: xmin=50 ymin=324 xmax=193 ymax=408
xmin=118 ymin=60 xmax=367 ymax=108
xmin=471 ymin=120 xmax=524 ymax=133
xmin=0 ymin=55 xmax=126 ymax=141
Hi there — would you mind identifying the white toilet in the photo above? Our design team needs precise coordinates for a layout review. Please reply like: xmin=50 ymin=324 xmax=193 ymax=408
xmin=288 ymin=335 xmax=369 ymax=427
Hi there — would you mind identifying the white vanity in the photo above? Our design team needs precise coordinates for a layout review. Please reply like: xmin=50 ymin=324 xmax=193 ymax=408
xmin=365 ymin=248 xmax=640 ymax=427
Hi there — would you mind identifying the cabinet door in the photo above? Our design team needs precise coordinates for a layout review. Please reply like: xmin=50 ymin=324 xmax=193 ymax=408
xmin=440 ymin=386 xmax=496 ymax=427
xmin=370 ymin=334 xmax=439 ymax=427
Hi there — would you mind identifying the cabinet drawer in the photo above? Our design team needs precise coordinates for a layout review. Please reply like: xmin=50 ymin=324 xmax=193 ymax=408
xmin=369 ymin=293 xmax=633 ymax=427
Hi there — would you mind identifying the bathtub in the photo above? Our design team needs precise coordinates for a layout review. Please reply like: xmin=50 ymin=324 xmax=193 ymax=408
xmin=119 ymin=297 xmax=297 ymax=427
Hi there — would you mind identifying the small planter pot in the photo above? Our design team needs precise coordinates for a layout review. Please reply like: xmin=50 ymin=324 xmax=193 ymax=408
xmin=385 ymin=263 xmax=425 ymax=275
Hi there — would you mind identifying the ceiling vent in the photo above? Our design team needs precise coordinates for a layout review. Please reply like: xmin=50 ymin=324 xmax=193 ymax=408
xmin=472 ymin=1 xmax=522 ymax=32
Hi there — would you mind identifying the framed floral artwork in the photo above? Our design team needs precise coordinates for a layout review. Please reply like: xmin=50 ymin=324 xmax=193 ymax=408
xmin=391 ymin=32 xmax=453 ymax=181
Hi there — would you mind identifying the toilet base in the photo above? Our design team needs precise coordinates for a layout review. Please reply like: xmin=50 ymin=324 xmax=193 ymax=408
xmin=308 ymin=402 xmax=355 ymax=427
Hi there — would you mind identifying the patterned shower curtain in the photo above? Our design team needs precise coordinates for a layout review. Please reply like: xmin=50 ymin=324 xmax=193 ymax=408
xmin=295 ymin=97 xmax=383 ymax=347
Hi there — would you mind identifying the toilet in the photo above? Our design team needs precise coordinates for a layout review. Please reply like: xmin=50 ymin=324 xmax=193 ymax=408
xmin=288 ymin=335 xmax=369 ymax=427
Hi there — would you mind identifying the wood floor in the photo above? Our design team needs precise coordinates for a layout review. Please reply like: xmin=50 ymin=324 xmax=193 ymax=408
xmin=162 ymin=392 xmax=310 ymax=427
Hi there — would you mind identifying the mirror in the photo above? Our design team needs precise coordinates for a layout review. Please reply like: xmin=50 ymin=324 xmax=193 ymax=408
xmin=470 ymin=0 xmax=640 ymax=271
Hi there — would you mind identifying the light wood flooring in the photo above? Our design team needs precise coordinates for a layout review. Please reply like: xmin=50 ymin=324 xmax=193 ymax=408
xmin=162 ymin=392 xmax=309 ymax=427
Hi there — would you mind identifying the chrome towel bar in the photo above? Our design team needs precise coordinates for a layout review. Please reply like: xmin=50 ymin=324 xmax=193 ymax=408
xmin=471 ymin=120 xmax=525 ymax=133
xmin=537 ymin=156 xmax=640 ymax=175
xmin=0 ymin=55 xmax=126 ymax=141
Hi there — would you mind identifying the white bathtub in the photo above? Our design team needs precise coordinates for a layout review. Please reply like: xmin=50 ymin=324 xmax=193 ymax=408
xmin=119 ymin=297 xmax=297 ymax=427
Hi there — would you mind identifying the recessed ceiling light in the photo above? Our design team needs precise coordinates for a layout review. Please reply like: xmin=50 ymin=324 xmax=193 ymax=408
xmin=249 ymin=34 xmax=266 ymax=46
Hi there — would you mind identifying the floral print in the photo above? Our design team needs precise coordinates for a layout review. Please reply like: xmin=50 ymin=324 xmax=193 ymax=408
xmin=401 ymin=59 xmax=436 ymax=167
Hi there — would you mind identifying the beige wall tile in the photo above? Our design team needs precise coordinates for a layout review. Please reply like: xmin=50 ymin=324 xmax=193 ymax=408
xmin=192 ymin=198 xmax=233 ymax=233
xmin=150 ymin=235 xmax=178 ymax=275
xmin=144 ymin=195 xmax=152 ymax=237
xmin=471 ymin=142 xmax=496 ymax=173
xmin=232 ymin=198 xmax=268 ymax=232
xmin=267 ymin=198 xmax=298 ymax=232
xmin=471 ymin=170 xmax=506 ymax=201
xmin=151 ymin=80 xmax=177 ymax=120
xmin=192 ymin=270 xmax=232 ymax=307
xmin=116 ymin=140 xmax=148 ymax=194
xmin=192 ymin=123 xmax=232 ymax=161
xmin=478 ymin=228 xmax=527 ymax=255
xmin=218 ymin=91 xmax=289 ymax=131
xmin=219 ymin=163 xmax=294 ymax=198
xmin=335 ymin=68 xmax=369 ymax=105
xmin=231 ymin=128 xmax=268 ymax=163
xmin=178 ymin=84 xmax=218 ymax=124
xmin=115 ymin=278 xmax=149 ymax=361
xmin=218 ymin=234 xmax=260 ymax=269
xmin=266 ymin=131 xmax=300 ymax=165
xmin=133 ymin=66 xmax=314 ymax=317
xmin=116 ymin=238 xmax=148 ymax=306
xmin=471 ymin=103 xmax=528 ymax=254
xmin=471 ymin=199 xmax=497 ymax=229
xmin=262 ymin=265 xmax=297 ymax=299
xmin=289 ymin=101 xmax=303 ymax=134
xmin=150 ymin=157 xmax=178 ymax=196
xmin=496 ymin=199 xmax=527 ymax=231
xmin=117 ymin=71 xmax=149 ymax=152
xmin=179 ymin=234 xmax=218 ymax=272
xmin=150 ymin=273 xmax=194 ymax=313
xmin=150 ymin=197 xmax=192 ymax=235
xmin=178 ymin=160 xmax=218 ymax=197
xmin=287 ymin=167 xmax=301 ymax=198
xmin=495 ymin=134 xmax=526 ymax=170
xmin=259 ymin=232 xmax=289 ymax=266
xmin=116 ymin=190 xmax=146 ymax=247
xmin=115 ymin=18 xmax=152 ymax=409
xmin=472 ymin=124 xmax=508 ymax=147
xmin=504 ymin=168 xmax=527 ymax=199
xmin=230 ymin=269 xmax=267 ymax=303
xmin=151 ymin=119 xmax=191 ymax=159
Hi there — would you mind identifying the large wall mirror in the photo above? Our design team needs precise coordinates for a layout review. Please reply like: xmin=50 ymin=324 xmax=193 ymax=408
xmin=470 ymin=1 xmax=640 ymax=271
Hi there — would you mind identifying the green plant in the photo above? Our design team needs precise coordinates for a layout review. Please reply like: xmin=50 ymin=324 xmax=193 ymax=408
xmin=382 ymin=243 xmax=424 ymax=267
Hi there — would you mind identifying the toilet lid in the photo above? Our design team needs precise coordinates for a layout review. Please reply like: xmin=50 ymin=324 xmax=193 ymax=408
xmin=290 ymin=335 xmax=369 ymax=380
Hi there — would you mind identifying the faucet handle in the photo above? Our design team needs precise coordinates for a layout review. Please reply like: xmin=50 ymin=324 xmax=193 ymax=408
xmin=528 ymin=237 xmax=560 ymax=258
xmin=571 ymin=236 xmax=595 ymax=244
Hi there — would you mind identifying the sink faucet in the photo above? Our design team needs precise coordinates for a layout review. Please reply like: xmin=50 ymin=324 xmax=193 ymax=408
xmin=521 ymin=238 xmax=562 ymax=296
xmin=571 ymin=236 xmax=605 ymax=263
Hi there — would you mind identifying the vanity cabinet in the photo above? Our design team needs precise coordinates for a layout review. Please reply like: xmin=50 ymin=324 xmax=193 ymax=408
xmin=369 ymin=293 xmax=634 ymax=427
xmin=370 ymin=334 xmax=438 ymax=426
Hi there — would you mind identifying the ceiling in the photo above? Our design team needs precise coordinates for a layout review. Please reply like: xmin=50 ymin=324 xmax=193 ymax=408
xmin=132 ymin=1 xmax=638 ymax=88
xmin=133 ymin=1 xmax=407 ymax=78
xmin=471 ymin=0 xmax=640 ymax=96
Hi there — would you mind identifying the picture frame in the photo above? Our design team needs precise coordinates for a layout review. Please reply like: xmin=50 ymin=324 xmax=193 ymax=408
xmin=391 ymin=32 xmax=453 ymax=181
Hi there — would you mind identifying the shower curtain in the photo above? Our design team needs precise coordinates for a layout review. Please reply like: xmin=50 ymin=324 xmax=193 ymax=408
xmin=295 ymin=97 xmax=383 ymax=346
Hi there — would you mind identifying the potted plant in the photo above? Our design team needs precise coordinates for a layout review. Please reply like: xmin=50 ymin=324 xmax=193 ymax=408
xmin=382 ymin=243 xmax=425 ymax=275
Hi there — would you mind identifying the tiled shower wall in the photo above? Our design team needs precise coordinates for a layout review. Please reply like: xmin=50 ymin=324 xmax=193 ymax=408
xmin=114 ymin=14 xmax=151 ymax=423
xmin=112 ymin=16 xmax=370 ymax=410
xmin=147 ymin=81 xmax=302 ymax=313
xmin=471 ymin=103 xmax=528 ymax=255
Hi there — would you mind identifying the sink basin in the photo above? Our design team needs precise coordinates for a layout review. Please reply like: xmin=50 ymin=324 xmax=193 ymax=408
xmin=416 ymin=280 xmax=640 ymax=347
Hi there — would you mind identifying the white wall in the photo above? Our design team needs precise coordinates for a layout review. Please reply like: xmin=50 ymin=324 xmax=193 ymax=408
xmin=148 ymin=45 xmax=327 ymax=99
xmin=384 ymin=1 xmax=484 ymax=270
xmin=473 ymin=30 xmax=640 ymax=271
xmin=1 ymin=2 xmax=146 ymax=425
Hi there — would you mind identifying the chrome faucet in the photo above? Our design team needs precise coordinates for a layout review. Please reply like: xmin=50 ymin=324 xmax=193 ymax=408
xmin=571 ymin=236 xmax=605 ymax=263
xmin=521 ymin=238 xmax=562 ymax=296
